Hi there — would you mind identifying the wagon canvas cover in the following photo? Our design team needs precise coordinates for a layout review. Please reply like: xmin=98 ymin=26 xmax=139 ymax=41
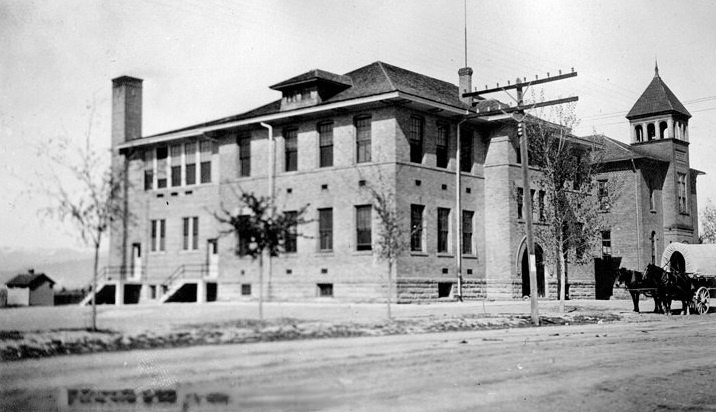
xmin=661 ymin=243 xmax=716 ymax=275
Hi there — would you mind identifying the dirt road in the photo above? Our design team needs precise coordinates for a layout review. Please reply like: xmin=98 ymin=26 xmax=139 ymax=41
xmin=3 ymin=314 xmax=716 ymax=411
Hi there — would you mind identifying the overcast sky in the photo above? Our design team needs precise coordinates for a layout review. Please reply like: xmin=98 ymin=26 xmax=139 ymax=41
xmin=2 ymin=0 xmax=716 ymax=250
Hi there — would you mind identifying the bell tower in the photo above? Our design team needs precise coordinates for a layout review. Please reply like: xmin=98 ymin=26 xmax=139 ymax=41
xmin=627 ymin=62 xmax=691 ymax=144
xmin=626 ymin=64 xmax=698 ymax=245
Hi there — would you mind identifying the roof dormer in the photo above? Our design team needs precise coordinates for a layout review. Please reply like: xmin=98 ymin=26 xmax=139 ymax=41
xmin=270 ymin=69 xmax=353 ymax=111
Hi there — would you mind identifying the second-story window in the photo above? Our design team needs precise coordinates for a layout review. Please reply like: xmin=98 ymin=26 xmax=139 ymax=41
xmin=170 ymin=144 xmax=182 ymax=187
xmin=409 ymin=116 xmax=424 ymax=163
xmin=200 ymin=141 xmax=212 ymax=183
xmin=436 ymin=122 xmax=449 ymax=168
xmin=649 ymin=185 xmax=656 ymax=212
xmin=678 ymin=173 xmax=688 ymax=214
xmin=238 ymin=135 xmax=251 ymax=177
xmin=143 ymin=150 xmax=154 ymax=191
xmin=355 ymin=116 xmax=371 ymax=163
xmin=517 ymin=187 xmax=524 ymax=220
xmin=156 ymin=146 xmax=168 ymax=188
xmin=185 ymin=142 xmax=196 ymax=185
xmin=143 ymin=141 xmax=214 ymax=190
xmin=284 ymin=128 xmax=298 ymax=172
xmin=598 ymin=180 xmax=609 ymax=211
xmin=460 ymin=131 xmax=473 ymax=173
xmin=318 ymin=122 xmax=333 ymax=168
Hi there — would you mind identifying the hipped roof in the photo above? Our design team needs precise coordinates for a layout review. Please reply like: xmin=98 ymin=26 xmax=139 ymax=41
xmin=149 ymin=61 xmax=477 ymax=138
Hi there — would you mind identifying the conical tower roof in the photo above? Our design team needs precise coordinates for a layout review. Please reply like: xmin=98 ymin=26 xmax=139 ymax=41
xmin=626 ymin=65 xmax=691 ymax=120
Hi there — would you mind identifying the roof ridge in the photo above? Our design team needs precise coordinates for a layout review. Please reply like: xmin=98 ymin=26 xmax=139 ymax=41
xmin=376 ymin=61 xmax=397 ymax=91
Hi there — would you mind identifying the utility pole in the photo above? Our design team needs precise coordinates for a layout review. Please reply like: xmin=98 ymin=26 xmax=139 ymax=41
xmin=463 ymin=69 xmax=578 ymax=326
xmin=455 ymin=117 xmax=469 ymax=302
xmin=516 ymin=79 xmax=538 ymax=325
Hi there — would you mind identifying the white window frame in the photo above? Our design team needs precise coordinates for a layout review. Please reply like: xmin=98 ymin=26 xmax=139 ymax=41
xmin=144 ymin=142 xmax=208 ymax=190
xmin=182 ymin=216 xmax=199 ymax=251
xmin=150 ymin=219 xmax=166 ymax=252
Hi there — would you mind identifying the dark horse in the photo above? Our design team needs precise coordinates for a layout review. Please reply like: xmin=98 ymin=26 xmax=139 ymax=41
xmin=644 ymin=263 xmax=694 ymax=316
xmin=615 ymin=267 xmax=664 ymax=313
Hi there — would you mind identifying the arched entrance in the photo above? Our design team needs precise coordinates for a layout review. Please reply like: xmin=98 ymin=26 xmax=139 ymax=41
xmin=670 ymin=251 xmax=686 ymax=273
xmin=521 ymin=245 xmax=545 ymax=297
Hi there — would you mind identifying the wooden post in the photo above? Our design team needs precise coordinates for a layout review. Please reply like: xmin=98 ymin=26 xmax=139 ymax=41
xmin=517 ymin=79 xmax=540 ymax=326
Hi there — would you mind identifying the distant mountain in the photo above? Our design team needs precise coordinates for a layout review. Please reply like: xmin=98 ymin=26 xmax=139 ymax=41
xmin=0 ymin=246 xmax=108 ymax=289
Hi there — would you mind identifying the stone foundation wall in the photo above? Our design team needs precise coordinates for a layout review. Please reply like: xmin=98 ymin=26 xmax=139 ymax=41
xmin=568 ymin=280 xmax=596 ymax=300
xmin=396 ymin=278 xmax=487 ymax=303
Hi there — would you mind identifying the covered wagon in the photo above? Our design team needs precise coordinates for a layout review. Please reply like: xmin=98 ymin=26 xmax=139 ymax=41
xmin=661 ymin=242 xmax=716 ymax=314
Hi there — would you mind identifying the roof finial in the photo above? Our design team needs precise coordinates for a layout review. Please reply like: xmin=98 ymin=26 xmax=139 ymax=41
xmin=655 ymin=57 xmax=659 ymax=77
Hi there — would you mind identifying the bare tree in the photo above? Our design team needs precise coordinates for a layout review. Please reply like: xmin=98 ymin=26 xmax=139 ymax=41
xmin=362 ymin=177 xmax=409 ymax=320
xmin=215 ymin=191 xmax=309 ymax=320
xmin=37 ymin=109 xmax=128 ymax=331
xmin=523 ymin=104 xmax=619 ymax=312
xmin=700 ymin=199 xmax=716 ymax=244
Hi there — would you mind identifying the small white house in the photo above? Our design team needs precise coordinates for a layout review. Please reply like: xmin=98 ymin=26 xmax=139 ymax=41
xmin=6 ymin=270 xmax=55 ymax=306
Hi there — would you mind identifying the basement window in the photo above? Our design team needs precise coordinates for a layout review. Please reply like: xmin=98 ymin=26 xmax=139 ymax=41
xmin=438 ymin=282 xmax=453 ymax=298
xmin=317 ymin=283 xmax=334 ymax=297
xmin=241 ymin=284 xmax=251 ymax=296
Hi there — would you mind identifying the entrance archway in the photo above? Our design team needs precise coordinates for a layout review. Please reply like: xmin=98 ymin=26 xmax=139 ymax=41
xmin=670 ymin=251 xmax=686 ymax=273
xmin=521 ymin=244 xmax=545 ymax=297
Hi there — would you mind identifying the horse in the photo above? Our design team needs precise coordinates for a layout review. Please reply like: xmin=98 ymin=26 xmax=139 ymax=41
xmin=615 ymin=267 xmax=663 ymax=313
xmin=644 ymin=263 xmax=694 ymax=316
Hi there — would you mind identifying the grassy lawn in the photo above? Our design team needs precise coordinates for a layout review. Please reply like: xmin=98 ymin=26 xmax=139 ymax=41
xmin=0 ymin=299 xmax=637 ymax=334
xmin=0 ymin=300 xmax=641 ymax=361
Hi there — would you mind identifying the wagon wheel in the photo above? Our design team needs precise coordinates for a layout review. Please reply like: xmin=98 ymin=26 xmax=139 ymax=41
xmin=692 ymin=287 xmax=710 ymax=315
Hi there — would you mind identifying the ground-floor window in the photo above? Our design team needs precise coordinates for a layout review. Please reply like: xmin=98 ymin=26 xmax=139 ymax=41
xmin=182 ymin=217 xmax=199 ymax=250
xmin=462 ymin=210 xmax=474 ymax=255
xmin=241 ymin=284 xmax=251 ymax=296
xmin=355 ymin=205 xmax=372 ymax=251
xmin=437 ymin=208 xmax=450 ymax=253
xmin=150 ymin=219 xmax=166 ymax=252
xmin=601 ymin=230 xmax=612 ymax=257
xmin=411 ymin=204 xmax=424 ymax=252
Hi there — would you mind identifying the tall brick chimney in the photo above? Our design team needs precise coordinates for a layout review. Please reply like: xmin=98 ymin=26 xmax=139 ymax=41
xmin=111 ymin=76 xmax=143 ymax=148
xmin=458 ymin=67 xmax=473 ymax=105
